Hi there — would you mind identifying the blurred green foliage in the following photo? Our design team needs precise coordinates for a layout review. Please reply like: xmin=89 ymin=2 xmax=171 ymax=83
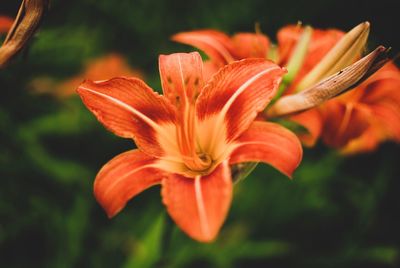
xmin=1 ymin=0 xmax=399 ymax=267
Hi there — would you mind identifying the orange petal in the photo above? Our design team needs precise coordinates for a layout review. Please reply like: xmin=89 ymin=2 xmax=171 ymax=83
xmin=370 ymin=101 xmax=400 ymax=142
xmin=354 ymin=62 xmax=400 ymax=142
xmin=196 ymin=59 xmax=286 ymax=142
xmin=277 ymin=25 xmax=303 ymax=64
xmin=231 ymin=32 xmax=270 ymax=59
xmin=341 ymin=93 xmax=400 ymax=154
xmin=159 ymin=52 xmax=204 ymax=108
xmin=341 ymin=127 xmax=379 ymax=155
xmin=202 ymin=60 xmax=221 ymax=81
xmin=77 ymin=77 xmax=177 ymax=157
xmin=230 ymin=121 xmax=302 ymax=178
xmin=359 ymin=63 xmax=400 ymax=104
xmin=94 ymin=150 xmax=166 ymax=218
xmin=362 ymin=78 xmax=400 ymax=105
xmin=288 ymin=108 xmax=323 ymax=147
xmin=161 ymin=161 xmax=232 ymax=242
xmin=321 ymin=101 xmax=371 ymax=148
xmin=0 ymin=16 xmax=13 ymax=34
xmin=172 ymin=30 xmax=235 ymax=66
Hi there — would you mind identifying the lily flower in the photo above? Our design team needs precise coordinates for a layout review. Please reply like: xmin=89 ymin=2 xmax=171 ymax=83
xmin=77 ymin=52 xmax=302 ymax=242
xmin=321 ymin=62 xmax=400 ymax=154
xmin=173 ymin=23 xmax=399 ymax=153
xmin=267 ymin=25 xmax=398 ymax=154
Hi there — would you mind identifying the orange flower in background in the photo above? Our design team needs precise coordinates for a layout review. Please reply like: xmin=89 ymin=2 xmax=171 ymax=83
xmin=321 ymin=62 xmax=400 ymax=154
xmin=30 ymin=53 xmax=143 ymax=98
xmin=271 ymin=24 xmax=400 ymax=153
xmin=0 ymin=16 xmax=13 ymax=34
xmin=172 ymin=26 xmax=342 ymax=83
xmin=77 ymin=52 xmax=302 ymax=242
xmin=173 ymin=30 xmax=270 ymax=80
xmin=173 ymin=23 xmax=399 ymax=153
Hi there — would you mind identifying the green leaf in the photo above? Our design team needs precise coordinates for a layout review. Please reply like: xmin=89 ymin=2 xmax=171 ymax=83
xmin=123 ymin=213 xmax=166 ymax=268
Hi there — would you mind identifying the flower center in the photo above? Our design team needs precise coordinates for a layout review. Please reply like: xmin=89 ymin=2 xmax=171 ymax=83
xmin=192 ymin=152 xmax=213 ymax=170
xmin=175 ymin=103 xmax=215 ymax=175
xmin=182 ymin=152 xmax=214 ymax=177
xmin=180 ymin=146 xmax=213 ymax=174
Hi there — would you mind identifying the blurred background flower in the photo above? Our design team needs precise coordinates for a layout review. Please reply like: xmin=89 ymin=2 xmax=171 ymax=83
xmin=0 ymin=0 xmax=399 ymax=267
xmin=321 ymin=62 xmax=400 ymax=154
xmin=29 ymin=53 xmax=143 ymax=98
xmin=0 ymin=16 xmax=13 ymax=33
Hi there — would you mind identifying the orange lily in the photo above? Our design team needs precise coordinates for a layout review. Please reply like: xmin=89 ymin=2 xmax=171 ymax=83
xmin=77 ymin=52 xmax=302 ymax=242
xmin=271 ymin=25 xmax=400 ymax=153
xmin=0 ymin=16 xmax=13 ymax=34
xmin=321 ymin=62 xmax=400 ymax=154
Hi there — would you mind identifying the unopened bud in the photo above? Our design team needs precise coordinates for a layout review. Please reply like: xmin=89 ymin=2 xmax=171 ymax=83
xmin=267 ymin=46 xmax=390 ymax=117
xmin=296 ymin=21 xmax=370 ymax=91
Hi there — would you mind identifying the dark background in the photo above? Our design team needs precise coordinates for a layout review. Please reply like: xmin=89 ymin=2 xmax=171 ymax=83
xmin=1 ymin=0 xmax=399 ymax=267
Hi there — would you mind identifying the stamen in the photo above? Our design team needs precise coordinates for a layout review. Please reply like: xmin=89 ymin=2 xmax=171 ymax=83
xmin=177 ymin=117 xmax=212 ymax=172
xmin=174 ymin=55 xmax=213 ymax=173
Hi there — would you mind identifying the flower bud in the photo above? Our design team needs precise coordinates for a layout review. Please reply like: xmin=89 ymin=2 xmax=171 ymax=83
xmin=295 ymin=21 xmax=370 ymax=91
xmin=267 ymin=46 xmax=390 ymax=117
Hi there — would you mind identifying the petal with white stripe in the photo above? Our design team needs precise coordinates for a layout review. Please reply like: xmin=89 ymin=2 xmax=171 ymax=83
xmin=172 ymin=30 xmax=235 ymax=66
xmin=159 ymin=52 xmax=204 ymax=109
xmin=230 ymin=121 xmax=302 ymax=178
xmin=196 ymin=59 xmax=285 ymax=159
xmin=94 ymin=150 xmax=166 ymax=218
xmin=77 ymin=77 xmax=178 ymax=157
xmin=161 ymin=161 xmax=232 ymax=242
